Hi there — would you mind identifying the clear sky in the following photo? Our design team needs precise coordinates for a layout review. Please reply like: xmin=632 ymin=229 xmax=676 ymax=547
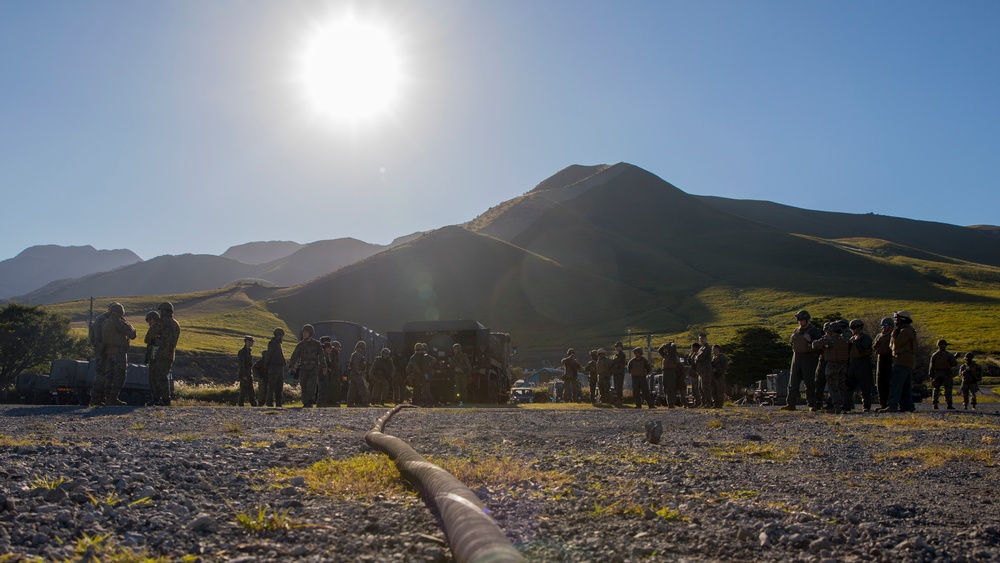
xmin=2 ymin=1 xmax=998 ymax=261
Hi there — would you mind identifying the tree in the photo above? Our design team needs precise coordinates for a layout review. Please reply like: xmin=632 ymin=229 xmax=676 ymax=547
xmin=723 ymin=326 xmax=792 ymax=388
xmin=0 ymin=303 xmax=90 ymax=392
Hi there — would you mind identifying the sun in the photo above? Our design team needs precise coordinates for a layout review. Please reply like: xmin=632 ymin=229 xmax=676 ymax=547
xmin=300 ymin=17 xmax=402 ymax=121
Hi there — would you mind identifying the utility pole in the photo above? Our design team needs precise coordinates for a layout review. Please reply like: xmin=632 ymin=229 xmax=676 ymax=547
xmin=88 ymin=297 xmax=94 ymax=331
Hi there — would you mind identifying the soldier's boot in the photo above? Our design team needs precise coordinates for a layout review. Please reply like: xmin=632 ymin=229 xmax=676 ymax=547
xmin=933 ymin=402 xmax=939 ymax=410
xmin=779 ymin=404 xmax=796 ymax=411
xmin=946 ymin=404 xmax=955 ymax=410
xmin=964 ymin=403 xmax=969 ymax=410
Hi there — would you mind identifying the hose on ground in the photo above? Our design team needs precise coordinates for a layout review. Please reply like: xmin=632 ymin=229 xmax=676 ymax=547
xmin=366 ymin=405 xmax=523 ymax=563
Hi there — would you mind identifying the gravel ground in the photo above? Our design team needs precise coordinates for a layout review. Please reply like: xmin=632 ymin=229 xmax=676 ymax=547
xmin=1 ymin=402 xmax=998 ymax=562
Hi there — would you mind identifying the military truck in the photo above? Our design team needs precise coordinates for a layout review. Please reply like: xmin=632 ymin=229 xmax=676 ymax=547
xmin=387 ymin=320 xmax=515 ymax=404
xmin=307 ymin=320 xmax=387 ymax=397
xmin=14 ymin=358 xmax=167 ymax=406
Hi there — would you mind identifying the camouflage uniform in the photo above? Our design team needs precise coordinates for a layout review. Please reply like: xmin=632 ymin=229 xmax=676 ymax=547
xmin=450 ymin=346 xmax=472 ymax=405
xmin=253 ymin=350 xmax=269 ymax=406
xmin=318 ymin=340 xmax=341 ymax=407
xmin=584 ymin=351 xmax=599 ymax=404
xmin=369 ymin=350 xmax=395 ymax=405
xmin=96 ymin=306 xmax=136 ymax=405
xmin=785 ymin=314 xmax=823 ymax=410
xmin=406 ymin=345 xmax=433 ymax=406
xmin=87 ymin=309 xmax=111 ymax=406
xmin=848 ymin=323 xmax=874 ymax=411
xmin=561 ymin=352 xmax=582 ymax=403
xmin=628 ymin=351 xmax=654 ymax=409
xmin=813 ymin=326 xmax=850 ymax=413
xmin=657 ymin=342 xmax=679 ymax=408
xmin=886 ymin=312 xmax=917 ymax=413
xmin=346 ymin=345 xmax=370 ymax=406
xmin=687 ymin=345 xmax=702 ymax=408
xmin=610 ymin=345 xmax=627 ymax=407
xmin=872 ymin=321 xmax=894 ymax=409
xmin=709 ymin=348 xmax=729 ymax=409
xmin=960 ymin=356 xmax=981 ymax=410
xmin=148 ymin=303 xmax=179 ymax=406
xmin=289 ymin=328 xmax=327 ymax=408
xmin=694 ymin=337 xmax=713 ymax=407
xmin=236 ymin=340 xmax=256 ymax=407
xmin=928 ymin=343 xmax=957 ymax=409
xmin=265 ymin=332 xmax=286 ymax=407
xmin=391 ymin=351 xmax=408 ymax=404
xmin=595 ymin=350 xmax=611 ymax=404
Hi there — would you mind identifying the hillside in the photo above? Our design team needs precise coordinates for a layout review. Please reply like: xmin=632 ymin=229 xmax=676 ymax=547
xmin=221 ymin=240 xmax=303 ymax=265
xmin=0 ymin=245 xmax=141 ymax=299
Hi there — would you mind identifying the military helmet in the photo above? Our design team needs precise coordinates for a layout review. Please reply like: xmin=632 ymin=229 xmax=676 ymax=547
xmin=880 ymin=317 xmax=894 ymax=328
xmin=597 ymin=348 xmax=606 ymax=355
xmin=633 ymin=347 xmax=643 ymax=354
xmin=319 ymin=336 xmax=331 ymax=344
xmin=157 ymin=301 xmax=174 ymax=313
xmin=273 ymin=327 xmax=285 ymax=337
xmin=300 ymin=324 xmax=314 ymax=336
xmin=244 ymin=335 xmax=255 ymax=343
xmin=145 ymin=311 xmax=159 ymax=322
xmin=381 ymin=347 xmax=391 ymax=356
xmin=937 ymin=339 xmax=948 ymax=347
xmin=567 ymin=348 xmax=575 ymax=355
xmin=849 ymin=319 xmax=864 ymax=330
xmin=331 ymin=340 xmax=341 ymax=349
xmin=823 ymin=322 xmax=833 ymax=332
xmin=109 ymin=302 xmax=124 ymax=316
xmin=452 ymin=343 xmax=462 ymax=351
xmin=794 ymin=310 xmax=811 ymax=321
xmin=965 ymin=352 xmax=975 ymax=360
xmin=414 ymin=343 xmax=423 ymax=352
xmin=893 ymin=310 xmax=913 ymax=323
xmin=614 ymin=341 xmax=623 ymax=348
xmin=837 ymin=319 xmax=850 ymax=330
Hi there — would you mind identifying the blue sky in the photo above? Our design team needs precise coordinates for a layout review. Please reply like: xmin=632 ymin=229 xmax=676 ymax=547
xmin=2 ymin=1 xmax=998 ymax=261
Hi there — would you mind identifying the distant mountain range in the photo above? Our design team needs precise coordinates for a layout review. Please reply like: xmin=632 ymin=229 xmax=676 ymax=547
xmin=5 ymin=235 xmax=422 ymax=304
xmin=0 ymin=245 xmax=141 ymax=300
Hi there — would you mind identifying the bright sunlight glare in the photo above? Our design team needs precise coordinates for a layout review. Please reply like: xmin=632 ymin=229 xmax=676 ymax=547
xmin=300 ymin=17 xmax=401 ymax=121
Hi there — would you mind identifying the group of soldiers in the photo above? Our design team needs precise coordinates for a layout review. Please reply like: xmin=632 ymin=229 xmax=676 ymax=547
xmin=782 ymin=309 xmax=984 ymax=413
xmin=235 ymin=325 xmax=475 ymax=408
xmin=560 ymin=336 xmax=729 ymax=409
xmin=88 ymin=301 xmax=180 ymax=407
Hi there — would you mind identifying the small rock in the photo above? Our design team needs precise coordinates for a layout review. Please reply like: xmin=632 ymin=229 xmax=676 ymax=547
xmin=187 ymin=514 xmax=218 ymax=533
xmin=810 ymin=537 xmax=832 ymax=552
xmin=290 ymin=476 xmax=306 ymax=487
xmin=759 ymin=531 xmax=770 ymax=547
xmin=743 ymin=434 xmax=763 ymax=441
xmin=271 ymin=441 xmax=288 ymax=449
xmin=44 ymin=488 xmax=68 ymax=502
xmin=290 ymin=545 xmax=307 ymax=556
xmin=280 ymin=486 xmax=297 ymax=497
xmin=737 ymin=528 xmax=753 ymax=541
xmin=645 ymin=420 xmax=663 ymax=444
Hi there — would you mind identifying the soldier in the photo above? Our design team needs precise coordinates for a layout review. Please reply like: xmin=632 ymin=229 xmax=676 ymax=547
xmin=147 ymin=301 xmax=180 ymax=406
xmin=236 ymin=336 xmax=257 ymax=407
xmin=687 ymin=343 xmax=702 ymax=408
xmin=585 ymin=350 xmax=599 ymax=404
xmin=288 ymin=324 xmax=328 ymax=408
xmin=694 ymin=334 xmax=713 ymax=408
xmin=450 ymin=343 xmax=472 ymax=406
xmin=87 ymin=303 xmax=114 ymax=407
xmin=406 ymin=343 xmax=433 ymax=406
xmin=709 ymin=344 xmax=729 ymax=409
xmin=628 ymin=347 xmax=655 ymax=409
xmin=595 ymin=348 xmax=611 ymax=404
xmin=317 ymin=337 xmax=335 ymax=407
xmin=813 ymin=322 xmax=850 ymax=414
xmin=872 ymin=317 xmax=894 ymax=410
xmin=143 ymin=311 xmax=159 ymax=366
xmin=264 ymin=328 xmax=287 ymax=407
xmin=346 ymin=341 xmax=370 ymax=406
xmin=847 ymin=319 xmax=874 ymax=412
xmin=880 ymin=310 xmax=917 ymax=413
xmin=959 ymin=352 xmax=982 ymax=410
xmin=391 ymin=349 xmax=408 ymax=404
xmin=610 ymin=341 xmax=627 ymax=407
xmin=95 ymin=303 xmax=137 ymax=406
xmin=928 ymin=339 xmax=958 ymax=410
xmin=253 ymin=349 xmax=269 ymax=407
xmin=369 ymin=348 xmax=395 ymax=406
xmin=560 ymin=349 xmax=583 ymax=403
xmin=781 ymin=310 xmax=823 ymax=411
xmin=657 ymin=341 xmax=679 ymax=408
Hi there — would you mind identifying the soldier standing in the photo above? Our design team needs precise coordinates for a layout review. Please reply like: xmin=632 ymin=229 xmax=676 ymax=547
xmin=236 ymin=336 xmax=257 ymax=407
xmin=317 ymin=337 xmax=335 ymax=407
xmin=253 ymin=349 xmax=269 ymax=407
xmin=781 ymin=310 xmax=823 ymax=411
xmin=709 ymin=344 xmax=729 ymax=409
xmin=560 ymin=349 xmax=582 ymax=403
xmin=813 ymin=322 xmax=850 ymax=414
xmin=391 ymin=349 xmax=408 ymax=404
xmin=584 ymin=350 xmax=599 ymax=404
xmin=610 ymin=342 xmax=627 ymax=407
xmin=880 ymin=310 xmax=917 ymax=413
xmin=872 ymin=317 xmax=894 ymax=410
xmin=628 ymin=347 xmax=655 ymax=409
xmin=695 ymin=334 xmax=714 ymax=409
xmin=450 ymin=343 xmax=472 ymax=406
xmin=687 ymin=343 xmax=702 ymax=408
xmin=264 ymin=328 xmax=287 ymax=407
xmin=406 ymin=343 xmax=432 ymax=406
xmin=95 ymin=303 xmax=137 ymax=406
xmin=959 ymin=352 xmax=982 ymax=410
xmin=288 ymin=324 xmax=327 ymax=409
xmin=143 ymin=311 xmax=159 ymax=366
xmin=847 ymin=319 xmax=874 ymax=412
xmin=657 ymin=341 xmax=679 ymax=408
xmin=346 ymin=341 xmax=370 ymax=406
xmin=595 ymin=348 xmax=611 ymax=404
xmin=929 ymin=339 xmax=958 ymax=410
xmin=147 ymin=302 xmax=180 ymax=406
xmin=369 ymin=348 xmax=395 ymax=406
xmin=87 ymin=303 xmax=114 ymax=407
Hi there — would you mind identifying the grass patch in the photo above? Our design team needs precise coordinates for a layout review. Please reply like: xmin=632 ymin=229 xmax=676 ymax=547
xmin=275 ymin=427 xmax=321 ymax=436
xmin=67 ymin=532 xmax=172 ymax=563
xmin=235 ymin=504 xmax=294 ymax=533
xmin=712 ymin=442 xmax=799 ymax=462
xmin=32 ymin=475 xmax=65 ymax=490
xmin=707 ymin=419 xmax=724 ymax=429
xmin=224 ymin=420 xmax=242 ymax=434
xmin=875 ymin=445 xmax=996 ymax=468
xmin=846 ymin=413 xmax=1000 ymax=431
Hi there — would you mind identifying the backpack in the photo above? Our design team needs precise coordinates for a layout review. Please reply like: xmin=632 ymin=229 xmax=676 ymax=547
xmin=252 ymin=351 xmax=268 ymax=378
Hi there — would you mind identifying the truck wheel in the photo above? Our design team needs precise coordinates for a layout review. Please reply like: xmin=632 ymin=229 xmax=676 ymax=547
xmin=128 ymin=391 xmax=142 ymax=406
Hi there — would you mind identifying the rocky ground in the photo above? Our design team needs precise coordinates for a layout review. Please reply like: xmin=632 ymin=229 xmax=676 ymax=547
xmin=0 ymin=401 xmax=998 ymax=562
